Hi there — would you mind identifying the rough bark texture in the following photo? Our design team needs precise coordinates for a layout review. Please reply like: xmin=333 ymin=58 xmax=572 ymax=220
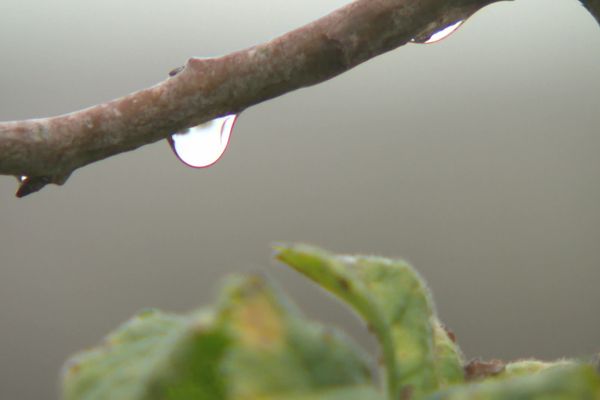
xmin=2 ymin=0 xmax=595 ymax=196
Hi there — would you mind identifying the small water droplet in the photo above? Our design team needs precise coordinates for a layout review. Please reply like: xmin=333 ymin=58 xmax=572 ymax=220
xmin=19 ymin=175 xmax=28 ymax=182
xmin=168 ymin=114 xmax=238 ymax=168
xmin=413 ymin=20 xmax=464 ymax=44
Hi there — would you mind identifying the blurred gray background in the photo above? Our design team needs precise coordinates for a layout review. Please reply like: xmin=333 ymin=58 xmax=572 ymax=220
xmin=0 ymin=0 xmax=599 ymax=398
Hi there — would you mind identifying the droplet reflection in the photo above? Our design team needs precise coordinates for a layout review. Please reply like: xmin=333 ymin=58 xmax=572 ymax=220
xmin=168 ymin=114 xmax=238 ymax=168
xmin=423 ymin=20 xmax=463 ymax=44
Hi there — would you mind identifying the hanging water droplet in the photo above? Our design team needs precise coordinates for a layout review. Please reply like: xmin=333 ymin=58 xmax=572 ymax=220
xmin=18 ymin=175 xmax=28 ymax=182
xmin=168 ymin=114 xmax=238 ymax=168
xmin=412 ymin=20 xmax=464 ymax=44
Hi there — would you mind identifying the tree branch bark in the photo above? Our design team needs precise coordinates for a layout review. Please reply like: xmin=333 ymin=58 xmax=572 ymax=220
xmin=0 ymin=0 xmax=513 ymax=196
xmin=580 ymin=0 xmax=600 ymax=25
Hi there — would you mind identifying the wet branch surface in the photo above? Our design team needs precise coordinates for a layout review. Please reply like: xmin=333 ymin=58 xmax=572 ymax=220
xmin=1 ymin=0 xmax=596 ymax=197
xmin=581 ymin=0 xmax=600 ymax=25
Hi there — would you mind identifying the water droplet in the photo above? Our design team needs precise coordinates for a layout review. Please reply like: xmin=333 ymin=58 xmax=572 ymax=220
xmin=168 ymin=114 xmax=238 ymax=168
xmin=413 ymin=20 xmax=464 ymax=44
xmin=18 ymin=175 xmax=27 ymax=182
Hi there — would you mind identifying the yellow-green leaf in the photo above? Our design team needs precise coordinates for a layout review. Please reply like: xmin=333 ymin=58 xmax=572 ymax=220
xmin=275 ymin=244 xmax=464 ymax=399
xmin=426 ymin=364 xmax=600 ymax=400
xmin=62 ymin=275 xmax=378 ymax=400
xmin=216 ymin=275 xmax=375 ymax=398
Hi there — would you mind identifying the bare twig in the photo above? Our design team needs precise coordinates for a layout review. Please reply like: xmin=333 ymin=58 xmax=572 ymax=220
xmin=1 ymin=0 xmax=503 ymax=197
xmin=580 ymin=0 xmax=600 ymax=25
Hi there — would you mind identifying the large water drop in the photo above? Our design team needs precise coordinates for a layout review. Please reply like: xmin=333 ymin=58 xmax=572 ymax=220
xmin=168 ymin=114 xmax=238 ymax=168
xmin=414 ymin=20 xmax=464 ymax=44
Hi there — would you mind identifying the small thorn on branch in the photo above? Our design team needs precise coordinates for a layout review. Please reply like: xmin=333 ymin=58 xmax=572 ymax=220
xmin=168 ymin=66 xmax=185 ymax=77
xmin=580 ymin=0 xmax=600 ymax=26
xmin=16 ymin=176 xmax=52 ymax=198
xmin=15 ymin=171 xmax=70 ymax=198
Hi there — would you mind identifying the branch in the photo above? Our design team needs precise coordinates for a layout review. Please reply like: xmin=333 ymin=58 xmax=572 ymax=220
xmin=580 ymin=0 xmax=600 ymax=25
xmin=1 ymin=0 xmax=502 ymax=197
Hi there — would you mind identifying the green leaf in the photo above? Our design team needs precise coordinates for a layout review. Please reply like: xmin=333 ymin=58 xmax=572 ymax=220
xmin=62 ymin=309 xmax=229 ymax=400
xmin=431 ymin=319 xmax=464 ymax=386
xmin=62 ymin=275 xmax=378 ymax=400
xmin=267 ymin=385 xmax=385 ymax=400
xmin=425 ymin=364 xmax=600 ymax=399
xmin=215 ymin=275 xmax=375 ymax=398
xmin=275 ymin=244 xmax=464 ymax=399
xmin=498 ymin=359 xmax=577 ymax=379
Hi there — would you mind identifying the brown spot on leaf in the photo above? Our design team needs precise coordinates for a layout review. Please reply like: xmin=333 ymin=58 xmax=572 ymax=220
xmin=62 ymin=360 xmax=81 ymax=378
xmin=440 ymin=323 xmax=457 ymax=343
xmin=337 ymin=277 xmax=350 ymax=291
xmin=400 ymin=385 xmax=414 ymax=400
xmin=465 ymin=358 xmax=506 ymax=380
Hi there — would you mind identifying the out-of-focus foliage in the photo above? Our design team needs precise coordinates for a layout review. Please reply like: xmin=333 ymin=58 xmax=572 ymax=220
xmin=62 ymin=244 xmax=600 ymax=400
xmin=62 ymin=275 xmax=376 ymax=400
xmin=275 ymin=244 xmax=464 ymax=398
xmin=426 ymin=364 xmax=600 ymax=400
